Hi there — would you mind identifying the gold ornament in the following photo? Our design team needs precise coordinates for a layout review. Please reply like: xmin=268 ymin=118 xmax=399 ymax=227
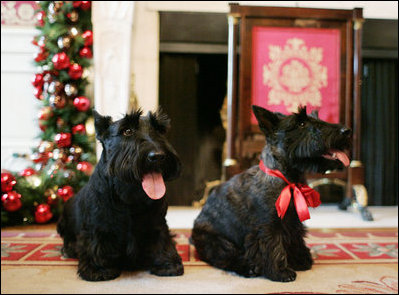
xmin=49 ymin=94 xmax=67 ymax=109
xmin=57 ymin=36 xmax=72 ymax=49
xmin=26 ymin=175 xmax=42 ymax=188
xmin=64 ymin=83 xmax=78 ymax=97
xmin=38 ymin=141 xmax=54 ymax=153
xmin=68 ymin=145 xmax=83 ymax=162
xmin=44 ymin=188 xmax=56 ymax=197
xmin=85 ymin=117 xmax=95 ymax=136
xmin=68 ymin=10 xmax=79 ymax=22
xmin=48 ymin=81 xmax=64 ymax=94
xmin=52 ymin=148 xmax=68 ymax=161
xmin=53 ymin=1 xmax=63 ymax=12
xmin=69 ymin=27 xmax=79 ymax=37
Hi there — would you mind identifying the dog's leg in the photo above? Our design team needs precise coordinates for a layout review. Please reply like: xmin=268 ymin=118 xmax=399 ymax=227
xmin=285 ymin=235 xmax=313 ymax=271
xmin=146 ymin=225 xmax=184 ymax=277
xmin=76 ymin=234 xmax=122 ymax=281
xmin=57 ymin=200 xmax=78 ymax=259
xmin=244 ymin=226 xmax=296 ymax=282
xmin=191 ymin=225 xmax=252 ymax=277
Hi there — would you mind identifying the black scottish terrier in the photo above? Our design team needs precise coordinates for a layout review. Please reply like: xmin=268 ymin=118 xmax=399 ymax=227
xmin=191 ymin=105 xmax=351 ymax=282
xmin=57 ymin=108 xmax=183 ymax=281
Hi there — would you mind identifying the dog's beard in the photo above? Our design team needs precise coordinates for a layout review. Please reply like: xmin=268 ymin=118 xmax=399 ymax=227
xmin=106 ymin=148 xmax=180 ymax=200
xmin=106 ymin=146 xmax=141 ymax=183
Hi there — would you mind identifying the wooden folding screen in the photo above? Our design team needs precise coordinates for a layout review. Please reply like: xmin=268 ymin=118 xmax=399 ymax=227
xmin=224 ymin=4 xmax=373 ymax=220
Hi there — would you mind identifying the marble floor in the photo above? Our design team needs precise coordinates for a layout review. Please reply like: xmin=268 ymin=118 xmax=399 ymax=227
xmin=166 ymin=205 xmax=398 ymax=229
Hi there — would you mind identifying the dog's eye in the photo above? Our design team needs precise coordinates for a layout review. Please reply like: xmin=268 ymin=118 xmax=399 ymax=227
xmin=123 ymin=129 xmax=134 ymax=136
xmin=299 ymin=122 xmax=306 ymax=128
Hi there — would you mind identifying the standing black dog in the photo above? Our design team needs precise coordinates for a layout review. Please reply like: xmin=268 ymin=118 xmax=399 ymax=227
xmin=191 ymin=105 xmax=351 ymax=282
xmin=57 ymin=108 xmax=183 ymax=281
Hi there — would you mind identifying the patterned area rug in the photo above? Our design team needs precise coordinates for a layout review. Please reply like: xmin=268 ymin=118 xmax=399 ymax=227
xmin=1 ymin=226 xmax=398 ymax=294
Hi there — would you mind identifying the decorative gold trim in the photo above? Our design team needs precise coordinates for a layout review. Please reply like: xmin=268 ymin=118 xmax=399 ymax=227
xmin=354 ymin=19 xmax=365 ymax=30
xmin=192 ymin=180 xmax=222 ymax=208
xmin=350 ymin=160 xmax=363 ymax=168
xmin=227 ymin=13 xmax=240 ymax=24
xmin=308 ymin=178 xmax=347 ymax=189
xmin=353 ymin=184 xmax=368 ymax=207
xmin=223 ymin=158 xmax=238 ymax=167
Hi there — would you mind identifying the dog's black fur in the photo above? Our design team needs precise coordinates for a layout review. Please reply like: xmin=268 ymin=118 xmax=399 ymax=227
xmin=57 ymin=108 xmax=183 ymax=281
xmin=191 ymin=105 xmax=351 ymax=282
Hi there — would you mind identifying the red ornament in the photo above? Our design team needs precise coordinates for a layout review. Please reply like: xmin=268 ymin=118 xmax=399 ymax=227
xmin=81 ymin=30 xmax=93 ymax=46
xmin=77 ymin=161 xmax=93 ymax=175
xmin=34 ymin=47 xmax=49 ymax=62
xmin=46 ymin=195 xmax=58 ymax=206
xmin=73 ymin=96 xmax=90 ymax=111
xmin=52 ymin=52 xmax=70 ymax=70
xmin=35 ymin=204 xmax=53 ymax=223
xmin=72 ymin=124 xmax=86 ymax=134
xmin=80 ymin=1 xmax=92 ymax=11
xmin=39 ymin=120 xmax=47 ymax=131
xmin=32 ymin=37 xmax=39 ymax=46
xmin=1 ymin=172 xmax=16 ymax=193
xmin=36 ymin=10 xmax=46 ymax=27
xmin=33 ymin=87 xmax=44 ymax=100
xmin=20 ymin=168 xmax=36 ymax=177
xmin=30 ymin=152 xmax=49 ymax=164
xmin=31 ymin=73 xmax=44 ymax=87
xmin=54 ymin=133 xmax=72 ymax=148
xmin=68 ymin=63 xmax=83 ymax=79
xmin=1 ymin=191 xmax=22 ymax=212
xmin=57 ymin=185 xmax=74 ymax=202
xmin=79 ymin=47 xmax=93 ymax=58
xmin=73 ymin=1 xmax=82 ymax=8
xmin=38 ymin=106 xmax=53 ymax=120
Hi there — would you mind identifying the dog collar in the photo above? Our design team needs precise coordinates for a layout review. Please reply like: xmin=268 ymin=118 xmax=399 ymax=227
xmin=259 ymin=160 xmax=321 ymax=222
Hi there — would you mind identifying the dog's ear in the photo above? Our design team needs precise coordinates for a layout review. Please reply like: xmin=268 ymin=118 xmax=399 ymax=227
xmin=252 ymin=105 xmax=280 ymax=135
xmin=149 ymin=107 xmax=170 ymax=134
xmin=309 ymin=109 xmax=319 ymax=119
xmin=123 ymin=108 xmax=142 ymax=130
xmin=93 ymin=110 xmax=112 ymax=141
xmin=296 ymin=105 xmax=308 ymax=121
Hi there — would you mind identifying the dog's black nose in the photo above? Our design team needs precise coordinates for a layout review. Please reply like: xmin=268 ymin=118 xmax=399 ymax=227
xmin=340 ymin=127 xmax=351 ymax=136
xmin=148 ymin=151 xmax=165 ymax=162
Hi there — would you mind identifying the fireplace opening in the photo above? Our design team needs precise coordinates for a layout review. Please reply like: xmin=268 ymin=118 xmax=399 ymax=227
xmin=159 ymin=53 xmax=227 ymax=205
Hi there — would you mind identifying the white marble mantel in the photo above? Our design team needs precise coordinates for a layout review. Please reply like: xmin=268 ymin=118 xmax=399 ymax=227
xmin=91 ymin=2 xmax=135 ymax=121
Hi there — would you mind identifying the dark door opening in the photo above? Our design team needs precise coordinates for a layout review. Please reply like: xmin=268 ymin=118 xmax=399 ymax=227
xmin=159 ymin=53 xmax=227 ymax=205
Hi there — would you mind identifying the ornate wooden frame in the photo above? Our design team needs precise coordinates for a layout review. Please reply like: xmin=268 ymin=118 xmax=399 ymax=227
xmin=224 ymin=4 xmax=373 ymax=220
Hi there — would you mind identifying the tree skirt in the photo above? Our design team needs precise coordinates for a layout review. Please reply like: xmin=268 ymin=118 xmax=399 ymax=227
xmin=1 ymin=226 xmax=397 ymax=294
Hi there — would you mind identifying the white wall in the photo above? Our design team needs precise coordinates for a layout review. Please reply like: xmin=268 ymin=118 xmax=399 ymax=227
xmin=1 ymin=27 xmax=41 ymax=171
xmin=146 ymin=1 xmax=398 ymax=19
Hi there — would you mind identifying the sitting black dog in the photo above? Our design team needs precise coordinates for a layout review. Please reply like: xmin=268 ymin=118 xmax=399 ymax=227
xmin=57 ymin=108 xmax=183 ymax=281
xmin=192 ymin=105 xmax=351 ymax=282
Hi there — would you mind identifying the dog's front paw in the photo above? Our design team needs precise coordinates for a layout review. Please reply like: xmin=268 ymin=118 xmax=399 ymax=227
xmin=290 ymin=256 xmax=313 ymax=271
xmin=269 ymin=268 xmax=297 ymax=282
xmin=78 ymin=264 xmax=121 ymax=281
xmin=289 ymin=248 xmax=313 ymax=271
xmin=150 ymin=262 xmax=184 ymax=277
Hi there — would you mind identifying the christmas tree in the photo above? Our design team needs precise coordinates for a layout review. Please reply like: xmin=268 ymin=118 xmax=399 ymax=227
xmin=1 ymin=1 xmax=96 ymax=226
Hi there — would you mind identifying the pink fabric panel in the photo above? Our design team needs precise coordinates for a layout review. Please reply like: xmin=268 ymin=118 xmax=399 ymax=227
xmin=251 ymin=26 xmax=341 ymax=124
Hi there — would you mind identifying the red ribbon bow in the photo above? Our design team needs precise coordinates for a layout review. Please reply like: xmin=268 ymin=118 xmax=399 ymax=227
xmin=259 ymin=160 xmax=321 ymax=222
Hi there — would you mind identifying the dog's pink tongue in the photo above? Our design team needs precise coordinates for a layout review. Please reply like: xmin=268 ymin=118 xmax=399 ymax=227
xmin=142 ymin=173 xmax=166 ymax=200
xmin=324 ymin=149 xmax=350 ymax=167
xmin=335 ymin=151 xmax=350 ymax=167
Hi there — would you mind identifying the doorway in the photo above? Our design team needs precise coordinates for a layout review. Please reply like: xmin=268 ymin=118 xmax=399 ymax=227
xmin=159 ymin=53 xmax=227 ymax=205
